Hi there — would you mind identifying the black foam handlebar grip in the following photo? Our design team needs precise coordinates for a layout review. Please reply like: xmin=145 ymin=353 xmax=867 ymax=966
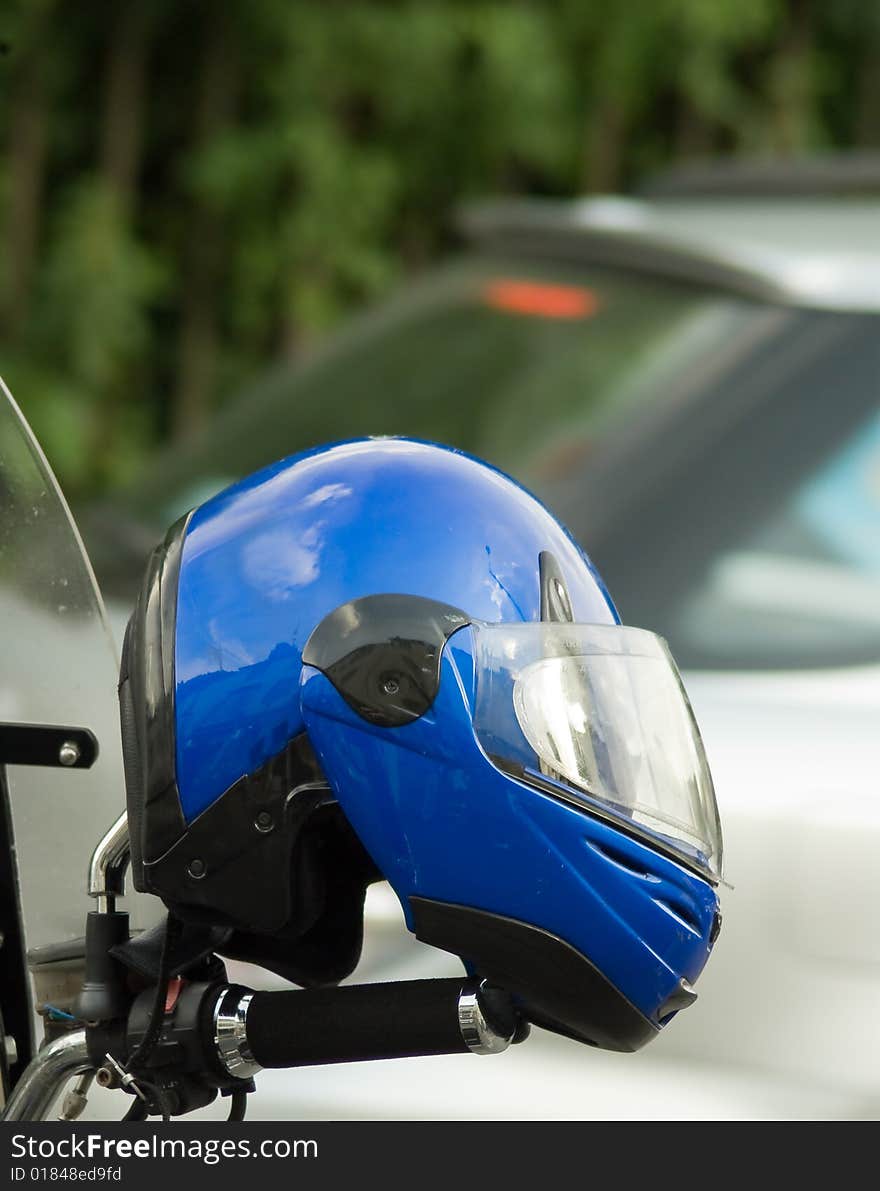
xmin=245 ymin=978 xmax=469 ymax=1068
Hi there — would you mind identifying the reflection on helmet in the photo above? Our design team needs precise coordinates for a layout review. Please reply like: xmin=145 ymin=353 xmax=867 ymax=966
xmin=120 ymin=439 xmax=722 ymax=1052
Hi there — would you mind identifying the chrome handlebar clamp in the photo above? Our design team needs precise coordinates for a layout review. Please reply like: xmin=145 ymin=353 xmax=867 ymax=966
xmin=213 ymin=987 xmax=261 ymax=1080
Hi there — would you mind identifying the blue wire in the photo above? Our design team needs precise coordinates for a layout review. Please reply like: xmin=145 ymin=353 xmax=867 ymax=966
xmin=44 ymin=1005 xmax=76 ymax=1022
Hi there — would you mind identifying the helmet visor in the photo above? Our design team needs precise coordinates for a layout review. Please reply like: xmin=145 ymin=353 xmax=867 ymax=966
xmin=471 ymin=623 xmax=722 ymax=881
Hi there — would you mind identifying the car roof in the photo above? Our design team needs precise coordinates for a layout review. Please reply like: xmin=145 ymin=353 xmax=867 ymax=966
xmin=461 ymin=195 xmax=880 ymax=313
xmin=640 ymin=150 xmax=880 ymax=198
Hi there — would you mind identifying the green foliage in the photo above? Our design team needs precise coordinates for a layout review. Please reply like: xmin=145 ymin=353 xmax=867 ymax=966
xmin=40 ymin=178 xmax=164 ymax=395
xmin=0 ymin=0 xmax=873 ymax=497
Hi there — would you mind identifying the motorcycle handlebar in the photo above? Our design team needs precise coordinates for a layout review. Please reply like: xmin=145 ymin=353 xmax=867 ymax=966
xmin=215 ymin=977 xmax=518 ymax=1074
xmin=1 ymin=977 xmax=522 ymax=1122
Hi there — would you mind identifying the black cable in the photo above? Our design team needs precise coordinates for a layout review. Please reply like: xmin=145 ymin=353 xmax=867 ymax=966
xmin=119 ymin=1080 xmax=174 ymax=1122
xmin=137 ymin=1078 xmax=173 ymax=1123
xmin=227 ymin=1089 xmax=248 ymax=1121
xmin=126 ymin=912 xmax=184 ymax=1071
xmin=114 ymin=912 xmax=183 ymax=1122
xmin=122 ymin=1097 xmax=148 ymax=1122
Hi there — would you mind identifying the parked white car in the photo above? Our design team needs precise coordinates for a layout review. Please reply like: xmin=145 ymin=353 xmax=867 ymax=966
xmin=38 ymin=177 xmax=880 ymax=1118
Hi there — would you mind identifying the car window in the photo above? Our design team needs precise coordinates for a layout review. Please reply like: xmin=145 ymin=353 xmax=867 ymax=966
xmin=569 ymin=310 xmax=880 ymax=672
xmin=676 ymin=405 xmax=880 ymax=667
xmin=113 ymin=257 xmax=735 ymax=531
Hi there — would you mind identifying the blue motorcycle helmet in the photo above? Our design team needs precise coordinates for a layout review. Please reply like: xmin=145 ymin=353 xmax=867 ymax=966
xmin=119 ymin=438 xmax=722 ymax=1052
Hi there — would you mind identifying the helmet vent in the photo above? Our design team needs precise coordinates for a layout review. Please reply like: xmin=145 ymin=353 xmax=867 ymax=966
xmin=586 ymin=838 xmax=661 ymax=884
xmin=652 ymin=897 xmax=701 ymax=936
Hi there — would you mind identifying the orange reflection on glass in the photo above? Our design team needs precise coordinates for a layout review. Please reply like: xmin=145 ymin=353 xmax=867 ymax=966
xmin=482 ymin=278 xmax=600 ymax=320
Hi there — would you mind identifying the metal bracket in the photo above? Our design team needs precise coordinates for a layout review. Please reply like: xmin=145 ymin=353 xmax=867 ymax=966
xmin=0 ymin=724 xmax=98 ymax=770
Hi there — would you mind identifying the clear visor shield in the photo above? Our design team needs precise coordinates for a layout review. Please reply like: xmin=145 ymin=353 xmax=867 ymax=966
xmin=472 ymin=623 xmax=723 ymax=880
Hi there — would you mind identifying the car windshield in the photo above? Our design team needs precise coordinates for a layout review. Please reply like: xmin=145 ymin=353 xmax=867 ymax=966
xmin=93 ymin=255 xmax=880 ymax=674
xmin=90 ymin=256 xmax=752 ymax=587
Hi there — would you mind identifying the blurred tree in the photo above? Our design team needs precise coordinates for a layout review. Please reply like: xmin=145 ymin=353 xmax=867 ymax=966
xmin=0 ymin=0 xmax=873 ymax=497
xmin=0 ymin=0 xmax=56 ymax=341
xmin=172 ymin=3 xmax=240 ymax=442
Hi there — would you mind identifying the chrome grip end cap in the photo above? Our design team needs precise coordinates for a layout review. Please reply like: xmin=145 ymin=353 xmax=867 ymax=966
xmin=458 ymin=981 xmax=514 ymax=1055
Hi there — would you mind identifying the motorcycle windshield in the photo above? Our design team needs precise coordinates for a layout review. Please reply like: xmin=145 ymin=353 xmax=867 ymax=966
xmin=0 ymin=379 xmax=136 ymax=954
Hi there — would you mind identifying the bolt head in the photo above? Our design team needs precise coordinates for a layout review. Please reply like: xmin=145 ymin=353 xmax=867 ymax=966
xmin=58 ymin=741 xmax=80 ymax=767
